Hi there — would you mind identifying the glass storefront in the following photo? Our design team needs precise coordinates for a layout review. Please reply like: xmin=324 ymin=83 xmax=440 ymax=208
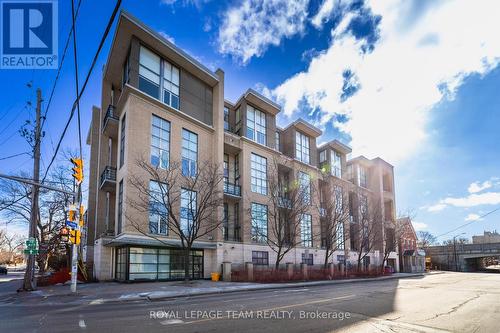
xmin=115 ymin=246 xmax=204 ymax=281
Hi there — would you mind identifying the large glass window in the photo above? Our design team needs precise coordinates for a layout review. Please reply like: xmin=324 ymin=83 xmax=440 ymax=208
xmin=336 ymin=222 xmax=344 ymax=250
xmin=298 ymin=171 xmax=311 ymax=204
xmin=359 ymin=165 xmax=368 ymax=188
xmin=223 ymin=154 xmax=229 ymax=182
xmin=246 ymin=106 xmax=266 ymax=145
xmin=251 ymin=203 xmax=267 ymax=243
xmin=302 ymin=253 xmax=314 ymax=265
xmin=224 ymin=107 xmax=230 ymax=131
xmin=332 ymin=150 xmax=342 ymax=178
xmin=359 ymin=194 xmax=368 ymax=217
xmin=251 ymin=153 xmax=267 ymax=195
xmin=295 ymin=131 xmax=310 ymax=164
xmin=151 ymin=115 xmax=170 ymax=169
xmin=117 ymin=180 xmax=123 ymax=234
xmin=319 ymin=150 xmax=326 ymax=163
xmin=139 ymin=46 xmax=160 ymax=99
xmin=162 ymin=60 xmax=180 ymax=109
xmin=180 ymin=189 xmax=197 ymax=234
xmin=300 ymin=214 xmax=312 ymax=247
xmin=182 ymin=129 xmax=198 ymax=177
xmin=149 ymin=181 xmax=168 ymax=235
xmin=275 ymin=131 xmax=280 ymax=151
xmin=252 ymin=251 xmax=269 ymax=265
xmin=119 ymin=115 xmax=126 ymax=168
xmin=139 ymin=46 xmax=180 ymax=109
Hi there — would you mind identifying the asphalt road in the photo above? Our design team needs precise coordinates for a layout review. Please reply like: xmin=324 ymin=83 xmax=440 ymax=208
xmin=1 ymin=272 xmax=499 ymax=332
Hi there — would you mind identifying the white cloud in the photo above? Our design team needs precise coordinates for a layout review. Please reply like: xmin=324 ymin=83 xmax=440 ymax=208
xmin=269 ymin=0 xmax=500 ymax=163
xmin=427 ymin=203 xmax=446 ymax=212
xmin=468 ymin=180 xmax=493 ymax=193
xmin=441 ymin=192 xmax=500 ymax=208
xmin=312 ymin=0 xmax=339 ymax=28
xmin=217 ymin=0 xmax=310 ymax=64
xmin=158 ymin=31 xmax=175 ymax=44
xmin=412 ymin=222 xmax=428 ymax=231
xmin=465 ymin=213 xmax=482 ymax=222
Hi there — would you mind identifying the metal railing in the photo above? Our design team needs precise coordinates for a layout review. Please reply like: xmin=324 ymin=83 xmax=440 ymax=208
xmin=224 ymin=182 xmax=241 ymax=197
xmin=103 ymin=104 xmax=118 ymax=128
xmin=100 ymin=166 xmax=117 ymax=188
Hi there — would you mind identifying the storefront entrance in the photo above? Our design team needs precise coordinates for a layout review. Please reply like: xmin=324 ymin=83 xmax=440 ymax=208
xmin=115 ymin=246 xmax=204 ymax=281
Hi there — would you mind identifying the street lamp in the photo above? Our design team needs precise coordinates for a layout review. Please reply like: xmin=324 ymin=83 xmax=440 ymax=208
xmin=453 ymin=233 xmax=466 ymax=272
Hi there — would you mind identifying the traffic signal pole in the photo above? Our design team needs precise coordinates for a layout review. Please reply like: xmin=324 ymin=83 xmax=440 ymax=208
xmin=23 ymin=89 xmax=42 ymax=291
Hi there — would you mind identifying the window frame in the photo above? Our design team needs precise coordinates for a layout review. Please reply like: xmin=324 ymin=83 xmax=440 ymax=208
xmin=250 ymin=153 xmax=267 ymax=195
xmin=181 ymin=129 xmax=198 ymax=177
xmin=251 ymin=203 xmax=268 ymax=243
xmin=180 ymin=188 xmax=197 ymax=234
xmin=150 ymin=115 xmax=171 ymax=169
xmin=300 ymin=213 xmax=313 ymax=247
xmin=119 ymin=114 xmax=126 ymax=168
xmin=252 ymin=251 xmax=269 ymax=266
xmin=149 ymin=180 xmax=168 ymax=235
xmin=295 ymin=131 xmax=310 ymax=164
xmin=246 ymin=105 xmax=266 ymax=145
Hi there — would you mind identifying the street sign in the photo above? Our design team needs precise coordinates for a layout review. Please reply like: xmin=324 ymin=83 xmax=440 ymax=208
xmin=66 ymin=220 xmax=78 ymax=229
xmin=23 ymin=249 xmax=39 ymax=255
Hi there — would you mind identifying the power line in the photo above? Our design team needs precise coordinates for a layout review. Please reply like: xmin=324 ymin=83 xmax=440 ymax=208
xmin=71 ymin=0 xmax=83 ymax=160
xmin=435 ymin=206 xmax=500 ymax=239
xmin=41 ymin=0 xmax=83 ymax=131
xmin=0 ymin=152 xmax=29 ymax=161
xmin=41 ymin=0 xmax=122 ymax=182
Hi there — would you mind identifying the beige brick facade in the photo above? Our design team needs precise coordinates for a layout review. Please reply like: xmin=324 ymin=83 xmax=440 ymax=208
xmin=85 ymin=11 xmax=399 ymax=281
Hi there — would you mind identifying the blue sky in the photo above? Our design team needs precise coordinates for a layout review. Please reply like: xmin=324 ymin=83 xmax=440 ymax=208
xmin=0 ymin=0 xmax=499 ymax=242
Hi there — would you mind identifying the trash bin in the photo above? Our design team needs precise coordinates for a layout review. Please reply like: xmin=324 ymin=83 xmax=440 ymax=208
xmin=211 ymin=272 xmax=220 ymax=281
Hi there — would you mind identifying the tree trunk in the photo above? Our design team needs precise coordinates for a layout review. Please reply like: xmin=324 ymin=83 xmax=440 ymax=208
xmin=323 ymin=248 xmax=330 ymax=269
xmin=184 ymin=247 xmax=191 ymax=282
xmin=275 ymin=248 xmax=282 ymax=269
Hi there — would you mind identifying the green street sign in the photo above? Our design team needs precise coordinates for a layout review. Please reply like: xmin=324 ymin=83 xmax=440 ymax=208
xmin=23 ymin=249 xmax=39 ymax=255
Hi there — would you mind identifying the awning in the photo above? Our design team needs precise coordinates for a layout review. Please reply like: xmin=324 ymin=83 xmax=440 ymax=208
xmin=103 ymin=236 xmax=217 ymax=249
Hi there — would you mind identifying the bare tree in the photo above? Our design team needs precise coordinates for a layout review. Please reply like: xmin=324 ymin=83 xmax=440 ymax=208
xmin=251 ymin=158 xmax=313 ymax=268
xmin=353 ymin=192 xmax=384 ymax=271
xmin=418 ymin=231 xmax=437 ymax=249
xmin=0 ymin=233 xmax=26 ymax=264
xmin=317 ymin=175 xmax=350 ymax=268
xmin=128 ymin=158 xmax=224 ymax=281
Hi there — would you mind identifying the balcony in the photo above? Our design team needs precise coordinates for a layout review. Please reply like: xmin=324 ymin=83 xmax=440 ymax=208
xmin=224 ymin=182 xmax=241 ymax=197
xmin=224 ymin=131 xmax=242 ymax=154
xmin=102 ymin=104 xmax=119 ymax=137
xmin=100 ymin=166 xmax=117 ymax=191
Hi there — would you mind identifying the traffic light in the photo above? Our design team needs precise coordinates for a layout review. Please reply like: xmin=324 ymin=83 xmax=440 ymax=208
xmin=69 ymin=229 xmax=81 ymax=245
xmin=71 ymin=158 xmax=84 ymax=185
xmin=60 ymin=227 xmax=69 ymax=243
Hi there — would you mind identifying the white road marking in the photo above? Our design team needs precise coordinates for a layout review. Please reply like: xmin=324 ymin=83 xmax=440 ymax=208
xmin=161 ymin=319 xmax=185 ymax=325
xmin=78 ymin=319 xmax=86 ymax=329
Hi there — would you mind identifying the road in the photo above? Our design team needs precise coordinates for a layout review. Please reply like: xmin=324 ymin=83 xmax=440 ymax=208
xmin=0 ymin=272 xmax=499 ymax=332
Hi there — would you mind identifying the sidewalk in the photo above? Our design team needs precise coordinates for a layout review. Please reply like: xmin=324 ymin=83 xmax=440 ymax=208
xmin=0 ymin=272 xmax=440 ymax=305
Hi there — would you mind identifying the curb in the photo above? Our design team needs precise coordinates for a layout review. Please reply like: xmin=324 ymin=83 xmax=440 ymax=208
xmin=101 ymin=273 xmax=429 ymax=304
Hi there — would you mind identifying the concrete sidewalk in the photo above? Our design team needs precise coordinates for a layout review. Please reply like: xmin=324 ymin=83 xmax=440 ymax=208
xmin=0 ymin=272 xmax=439 ymax=305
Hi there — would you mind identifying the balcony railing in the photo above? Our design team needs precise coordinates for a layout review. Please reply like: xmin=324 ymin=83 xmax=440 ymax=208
xmin=224 ymin=182 xmax=241 ymax=197
xmin=102 ymin=104 xmax=119 ymax=137
xmin=100 ymin=166 xmax=117 ymax=190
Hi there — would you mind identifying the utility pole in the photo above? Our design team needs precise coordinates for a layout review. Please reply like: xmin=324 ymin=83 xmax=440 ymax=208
xmin=22 ymin=88 xmax=42 ymax=291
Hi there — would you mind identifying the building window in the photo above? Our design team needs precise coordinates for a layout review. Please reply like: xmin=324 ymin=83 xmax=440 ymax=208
xmin=252 ymin=251 xmax=269 ymax=265
xmin=336 ymin=222 xmax=344 ymax=250
xmin=223 ymin=203 xmax=228 ymax=241
xmin=295 ymin=131 xmax=310 ymax=164
xmin=223 ymin=154 xmax=229 ymax=182
xmin=332 ymin=150 xmax=342 ymax=178
xmin=275 ymin=131 xmax=280 ymax=151
xmin=251 ymin=153 xmax=267 ymax=195
xmin=300 ymin=214 xmax=312 ymax=247
xmin=122 ymin=51 xmax=130 ymax=89
xmin=359 ymin=194 xmax=368 ymax=217
xmin=319 ymin=150 xmax=326 ymax=163
xmin=234 ymin=154 xmax=240 ymax=185
xmin=359 ymin=165 xmax=368 ymax=188
xmin=182 ymin=129 xmax=198 ymax=177
xmin=347 ymin=164 xmax=354 ymax=183
xmin=149 ymin=181 xmax=168 ymax=235
xmin=139 ymin=46 xmax=161 ymax=99
xmin=251 ymin=203 xmax=267 ymax=243
xmin=298 ymin=171 xmax=311 ymax=204
xmin=151 ymin=115 xmax=170 ymax=169
xmin=119 ymin=115 xmax=126 ymax=168
xmin=334 ymin=185 xmax=343 ymax=214
xmin=302 ymin=253 xmax=314 ymax=265
xmin=234 ymin=203 xmax=240 ymax=241
xmin=180 ymin=189 xmax=197 ymax=234
xmin=117 ymin=180 xmax=123 ymax=234
xmin=224 ymin=107 xmax=230 ymax=131
xmin=162 ymin=60 xmax=180 ymax=109
xmin=246 ymin=105 xmax=266 ymax=145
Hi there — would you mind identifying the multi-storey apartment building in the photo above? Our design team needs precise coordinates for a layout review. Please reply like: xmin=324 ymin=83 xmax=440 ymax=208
xmin=85 ymin=11 xmax=399 ymax=281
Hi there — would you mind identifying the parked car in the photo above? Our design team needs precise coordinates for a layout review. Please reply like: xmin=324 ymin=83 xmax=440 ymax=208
xmin=0 ymin=266 xmax=7 ymax=275
xmin=384 ymin=266 xmax=394 ymax=275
